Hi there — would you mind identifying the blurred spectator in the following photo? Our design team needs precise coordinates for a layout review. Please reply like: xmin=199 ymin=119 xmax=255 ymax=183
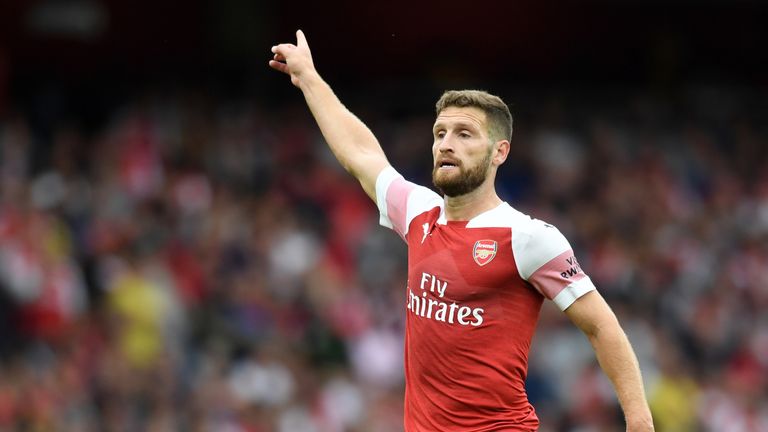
xmin=0 ymin=83 xmax=766 ymax=431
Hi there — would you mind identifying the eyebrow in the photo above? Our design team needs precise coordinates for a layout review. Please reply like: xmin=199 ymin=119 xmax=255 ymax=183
xmin=432 ymin=120 xmax=480 ymax=132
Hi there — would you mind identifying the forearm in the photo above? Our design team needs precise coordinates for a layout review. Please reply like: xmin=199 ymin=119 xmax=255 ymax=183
xmin=588 ymin=323 xmax=654 ymax=431
xmin=299 ymin=73 xmax=389 ymax=197
xmin=270 ymin=31 xmax=390 ymax=200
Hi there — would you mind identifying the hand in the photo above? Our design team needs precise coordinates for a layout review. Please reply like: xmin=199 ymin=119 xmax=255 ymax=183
xmin=269 ymin=29 xmax=317 ymax=89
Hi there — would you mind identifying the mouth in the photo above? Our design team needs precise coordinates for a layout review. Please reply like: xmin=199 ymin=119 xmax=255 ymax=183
xmin=436 ymin=160 xmax=460 ymax=170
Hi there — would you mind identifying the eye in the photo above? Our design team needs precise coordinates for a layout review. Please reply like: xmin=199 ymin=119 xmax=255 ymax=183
xmin=459 ymin=131 xmax=471 ymax=138
xmin=435 ymin=130 xmax=446 ymax=139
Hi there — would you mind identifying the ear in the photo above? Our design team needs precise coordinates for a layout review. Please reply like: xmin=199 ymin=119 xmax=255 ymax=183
xmin=492 ymin=140 xmax=510 ymax=166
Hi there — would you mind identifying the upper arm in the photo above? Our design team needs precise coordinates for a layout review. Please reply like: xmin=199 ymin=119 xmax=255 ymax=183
xmin=353 ymin=154 xmax=392 ymax=202
xmin=564 ymin=290 xmax=619 ymax=337
xmin=516 ymin=220 xmax=596 ymax=310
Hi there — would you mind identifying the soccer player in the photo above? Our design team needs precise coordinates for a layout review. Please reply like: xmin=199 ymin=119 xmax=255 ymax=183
xmin=269 ymin=30 xmax=655 ymax=432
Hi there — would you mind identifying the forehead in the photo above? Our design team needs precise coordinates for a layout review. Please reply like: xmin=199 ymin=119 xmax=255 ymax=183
xmin=433 ymin=106 xmax=487 ymax=130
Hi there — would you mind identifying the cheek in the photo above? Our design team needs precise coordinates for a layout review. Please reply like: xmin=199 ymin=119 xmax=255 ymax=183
xmin=467 ymin=142 xmax=488 ymax=157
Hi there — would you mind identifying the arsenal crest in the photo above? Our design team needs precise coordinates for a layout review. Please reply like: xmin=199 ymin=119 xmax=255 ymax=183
xmin=473 ymin=240 xmax=497 ymax=266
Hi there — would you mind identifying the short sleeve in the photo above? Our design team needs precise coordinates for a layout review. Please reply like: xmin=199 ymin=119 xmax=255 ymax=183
xmin=375 ymin=166 xmax=442 ymax=241
xmin=513 ymin=219 xmax=596 ymax=310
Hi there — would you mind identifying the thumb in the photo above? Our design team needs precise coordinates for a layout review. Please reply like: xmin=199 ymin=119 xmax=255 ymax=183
xmin=296 ymin=29 xmax=308 ymax=47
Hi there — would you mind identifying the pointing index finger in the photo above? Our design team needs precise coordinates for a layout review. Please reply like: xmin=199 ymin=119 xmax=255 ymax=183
xmin=296 ymin=29 xmax=308 ymax=47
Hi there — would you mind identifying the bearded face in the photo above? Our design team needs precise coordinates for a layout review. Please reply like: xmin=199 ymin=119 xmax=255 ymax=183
xmin=432 ymin=148 xmax=493 ymax=197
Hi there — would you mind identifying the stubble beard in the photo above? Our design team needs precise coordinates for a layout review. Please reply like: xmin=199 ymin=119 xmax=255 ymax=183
xmin=432 ymin=150 xmax=493 ymax=197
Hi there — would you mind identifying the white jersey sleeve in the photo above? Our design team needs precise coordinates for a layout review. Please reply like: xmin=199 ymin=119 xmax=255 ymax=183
xmin=513 ymin=218 xmax=596 ymax=310
xmin=375 ymin=166 xmax=443 ymax=241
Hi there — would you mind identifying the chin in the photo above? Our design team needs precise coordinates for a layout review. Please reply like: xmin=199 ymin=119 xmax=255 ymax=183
xmin=433 ymin=168 xmax=460 ymax=182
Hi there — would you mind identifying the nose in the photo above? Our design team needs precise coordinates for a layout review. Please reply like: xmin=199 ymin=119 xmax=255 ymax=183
xmin=435 ymin=133 xmax=455 ymax=153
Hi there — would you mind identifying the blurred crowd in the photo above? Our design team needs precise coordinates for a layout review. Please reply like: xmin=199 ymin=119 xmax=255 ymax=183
xmin=0 ymin=85 xmax=766 ymax=431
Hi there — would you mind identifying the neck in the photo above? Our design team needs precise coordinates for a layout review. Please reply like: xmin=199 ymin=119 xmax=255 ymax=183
xmin=443 ymin=181 xmax=503 ymax=221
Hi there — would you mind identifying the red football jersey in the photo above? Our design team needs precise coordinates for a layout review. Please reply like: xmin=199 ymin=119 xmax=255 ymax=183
xmin=375 ymin=167 xmax=596 ymax=431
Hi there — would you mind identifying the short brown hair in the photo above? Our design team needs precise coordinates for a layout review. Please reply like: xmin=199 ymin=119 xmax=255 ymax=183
xmin=435 ymin=90 xmax=513 ymax=142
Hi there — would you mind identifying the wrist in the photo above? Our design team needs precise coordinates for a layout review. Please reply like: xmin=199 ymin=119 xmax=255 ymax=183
xmin=298 ymin=70 xmax=324 ymax=93
xmin=626 ymin=416 xmax=654 ymax=431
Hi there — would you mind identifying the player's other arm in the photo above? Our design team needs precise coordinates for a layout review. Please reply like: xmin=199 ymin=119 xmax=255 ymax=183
xmin=565 ymin=291 xmax=655 ymax=432
xmin=269 ymin=30 xmax=390 ymax=202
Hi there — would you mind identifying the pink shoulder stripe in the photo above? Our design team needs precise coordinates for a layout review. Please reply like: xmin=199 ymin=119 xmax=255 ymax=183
xmin=527 ymin=249 xmax=586 ymax=300
xmin=386 ymin=178 xmax=416 ymax=237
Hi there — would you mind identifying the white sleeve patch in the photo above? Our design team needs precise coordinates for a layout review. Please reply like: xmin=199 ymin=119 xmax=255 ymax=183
xmin=553 ymin=276 xmax=597 ymax=311
xmin=515 ymin=219 xmax=572 ymax=280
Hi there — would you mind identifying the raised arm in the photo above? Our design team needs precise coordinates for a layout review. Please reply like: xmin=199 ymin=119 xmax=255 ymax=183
xmin=269 ymin=30 xmax=390 ymax=201
xmin=565 ymin=291 xmax=655 ymax=432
